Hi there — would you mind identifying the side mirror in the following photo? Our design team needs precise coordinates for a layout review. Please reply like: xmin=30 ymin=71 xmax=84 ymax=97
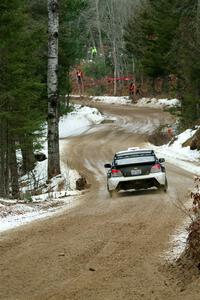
xmin=104 ymin=163 xmax=111 ymax=168
xmin=159 ymin=158 xmax=165 ymax=163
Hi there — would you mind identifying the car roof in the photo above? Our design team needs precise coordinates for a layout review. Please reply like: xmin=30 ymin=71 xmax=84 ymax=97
xmin=116 ymin=148 xmax=155 ymax=156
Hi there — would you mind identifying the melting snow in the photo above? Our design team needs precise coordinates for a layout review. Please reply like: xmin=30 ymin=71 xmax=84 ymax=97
xmin=90 ymin=95 xmax=181 ymax=108
xmin=163 ymin=218 xmax=190 ymax=262
xmin=136 ymin=97 xmax=181 ymax=108
xmin=151 ymin=127 xmax=200 ymax=176
xmin=91 ymin=95 xmax=131 ymax=105
xmin=0 ymin=104 xmax=104 ymax=233
xmin=59 ymin=104 xmax=104 ymax=138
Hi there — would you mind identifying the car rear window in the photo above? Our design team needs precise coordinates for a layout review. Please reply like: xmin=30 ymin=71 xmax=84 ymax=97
xmin=114 ymin=151 xmax=156 ymax=166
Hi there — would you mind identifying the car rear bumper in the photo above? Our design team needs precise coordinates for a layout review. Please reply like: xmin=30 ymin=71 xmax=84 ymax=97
xmin=107 ymin=172 xmax=166 ymax=191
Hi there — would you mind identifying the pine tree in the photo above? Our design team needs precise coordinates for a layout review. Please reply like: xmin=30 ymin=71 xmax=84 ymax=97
xmin=124 ymin=0 xmax=200 ymax=126
xmin=0 ymin=0 xmax=88 ymax=197
xmin=172 ymin=0 xmax=200 ymax=126
xmin=0 ymin=0 xmax=46 ymax=197
xmin=125 ymin=0 xmax=179 ymax=83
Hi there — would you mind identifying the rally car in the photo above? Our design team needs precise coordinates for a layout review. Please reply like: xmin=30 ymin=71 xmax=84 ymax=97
xmin=104 ymin=148 xmax=168 ymax=197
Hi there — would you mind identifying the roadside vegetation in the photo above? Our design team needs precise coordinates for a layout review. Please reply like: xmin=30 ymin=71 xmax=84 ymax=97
xmin=187 ymin=177 xmax=200 ymax=262
xmin=0 ymin=0 xmax=87 ymax=199
xmin=124 ymin=0 xmax=200 ymax=128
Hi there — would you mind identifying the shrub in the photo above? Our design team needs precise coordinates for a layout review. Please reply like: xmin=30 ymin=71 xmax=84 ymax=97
xmin=148 ymin=125 xmax=172 ymax=146
xmin=83 ymin=57 xmax=110 ymax=80
xmin=187 ymin=177 xmax=200 ymax=261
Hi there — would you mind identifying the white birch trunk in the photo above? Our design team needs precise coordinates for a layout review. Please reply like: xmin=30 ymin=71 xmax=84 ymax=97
xmin=47 ymin=0 xmax=60 ymax=179
xmin=95 ymin=0 xmax=105 ymax=57
xmin=113 ymin=41 xmax=117 ymax=96
xmin=110 ymin=0 xmax=118 ymax=95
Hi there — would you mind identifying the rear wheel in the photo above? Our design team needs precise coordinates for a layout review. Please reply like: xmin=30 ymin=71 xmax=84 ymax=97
xmin=163 ymin=186 xmax=167 ymax=193
xmin=108 ymin=189 xmax=117 ymax=198
xmin=161 ymin=179 xmax=168 ymax=193
xmin=109 ymin=191 xmax=113 ymax=197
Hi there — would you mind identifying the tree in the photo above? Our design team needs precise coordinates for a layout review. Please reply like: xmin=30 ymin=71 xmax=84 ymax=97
xmin=47 ymin=0 xmax=88 ymax=179
xmin=81 ymin=0 xmax=140 ymax=95
xmin=173 ymin=0 xmax=200 ymax=126
xmin=0 ymin=0 xmax=46 ymax=198
xmin=47 ymin=0 xmax=60 ymax=179
xmin=124 ymin=0 xmax=200 ymax=126
xmin=0 ymin=0 xmax=88 ymax=198
xmin=125 ymin=1 xmax=179 ymax=85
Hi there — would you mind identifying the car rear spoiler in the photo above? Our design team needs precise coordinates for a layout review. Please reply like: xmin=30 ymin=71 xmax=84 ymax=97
xmin=115 ymin=156 xmax=155 ymax=166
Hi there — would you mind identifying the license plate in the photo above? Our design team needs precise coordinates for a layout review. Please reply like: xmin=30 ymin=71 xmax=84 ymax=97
xmin=131 ymin=169 xmax=142 ymax=175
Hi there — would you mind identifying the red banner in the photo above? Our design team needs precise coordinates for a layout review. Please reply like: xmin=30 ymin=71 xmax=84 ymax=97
xmin=107 ymin=76 xmax=134 ymax=82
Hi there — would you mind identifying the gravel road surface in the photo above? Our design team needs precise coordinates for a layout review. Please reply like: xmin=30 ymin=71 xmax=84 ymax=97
xmin=0 ymin=102 xmax=199 ymax=300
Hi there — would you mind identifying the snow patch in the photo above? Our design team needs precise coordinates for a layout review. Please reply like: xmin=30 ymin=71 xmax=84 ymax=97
xmin=59 ymin=104 xmax=104 ymax=138
xmin=0 ymin=196 xmax=80 ymax=233
xmin=0 ymin=104 xmax=104 ymax=233
xmin=136 ymin=97 xmax=181 ymax=108
xmin=91 ymin=95 xmax=131 ymax=105
xmin=90 ymin=95 xmax=181 ymax=108
xmin=163 ymin=218 xmax=189 ymax=262
xmin=151 ymin=127 xmax=200 ymax=175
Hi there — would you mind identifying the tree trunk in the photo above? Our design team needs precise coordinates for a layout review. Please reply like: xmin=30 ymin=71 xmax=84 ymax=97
xmin=95 ymin=0 xmax=104 ymax=57
xmin=113 ymin=41 xmax=117 ymax=96
xmin=0 ymin=120 xmax=6 ymax=197
xmin=47 ymin=0 xmax=61 ymax=179
xmin=0 ymin=119 xmax=9 ymax=198
xmin=9 ymin=138 xmax=20 ymax=199
xmin=20 ymin=137 xmax=36 ymax=173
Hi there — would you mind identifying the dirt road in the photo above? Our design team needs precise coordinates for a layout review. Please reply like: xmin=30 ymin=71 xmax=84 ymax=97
xmin=0 ymin=103 xmax=199 ymax=299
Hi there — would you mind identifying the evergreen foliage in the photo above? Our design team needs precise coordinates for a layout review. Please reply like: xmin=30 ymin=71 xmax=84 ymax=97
xmin=59 ymin=0 xmax=88 ymax=95
xmin=0 ymin=0 xmax=45 ymax=197
xmin=124 ymin=0 xmax=200 ymax=127
xmin=0 ymin=0 xmax=87 ymax=198
xmin=83 ymin=56 xmax=110 ymax=80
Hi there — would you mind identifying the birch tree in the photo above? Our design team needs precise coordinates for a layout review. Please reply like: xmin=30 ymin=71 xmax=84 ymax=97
xmin=47 ymin=0 xmax=61 ymax=179
xmin=84 ymin=0 xmax=140 ymax=94
xmin=95 ymin=0 xmax=104 ymax=56
xmin=101 ymin=0 xmax=139 ymax=94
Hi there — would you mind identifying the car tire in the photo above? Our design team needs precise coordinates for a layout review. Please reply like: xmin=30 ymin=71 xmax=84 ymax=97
xmin=109 ymin=191 xmax=113 ymax=197
xmin=108 ymin=190 xmax=117 ymax=198
xmin=161 ymin=179 xmax=168 ymax=193
xmin=163 ymin=186 xmax=167 ymax=193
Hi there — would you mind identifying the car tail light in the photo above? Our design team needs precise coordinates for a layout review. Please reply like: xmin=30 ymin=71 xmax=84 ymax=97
xmin=150 ymin=164 xmax=161 ymax=173
xmin=111 ymin=169 xmax=123 ymax=177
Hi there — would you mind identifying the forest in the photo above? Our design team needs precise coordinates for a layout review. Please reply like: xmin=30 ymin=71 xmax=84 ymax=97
xmin=0 ymin=0 xmax=200 ymax=199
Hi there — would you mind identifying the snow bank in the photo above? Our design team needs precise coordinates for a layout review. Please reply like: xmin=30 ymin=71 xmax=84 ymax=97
xmin=0 ymin=105 xmax=104 ymax=233
xmin=0 ymin=196 xmax=80 ymax=233
xmin=152 ymin=128 xmax=200 ymax=262
xmin=90 ymin=95 xmax=131 ymax=105
xmin=21 ymin=104 xmax=104 ymax=193
xmin=152 ymin=127 xmax=200 ymax=175
xmin=90 ymin=95 xmax=181 ymax=108
xmin=59 ymin=104 xmax=104 ymax=138
xmin=163 ymin=218 xmax=190 ymax=262
xmin=136 ymin=97 xmax=181 ymax=108
xmin=19 ymin=143 xmax=80 ymax=196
